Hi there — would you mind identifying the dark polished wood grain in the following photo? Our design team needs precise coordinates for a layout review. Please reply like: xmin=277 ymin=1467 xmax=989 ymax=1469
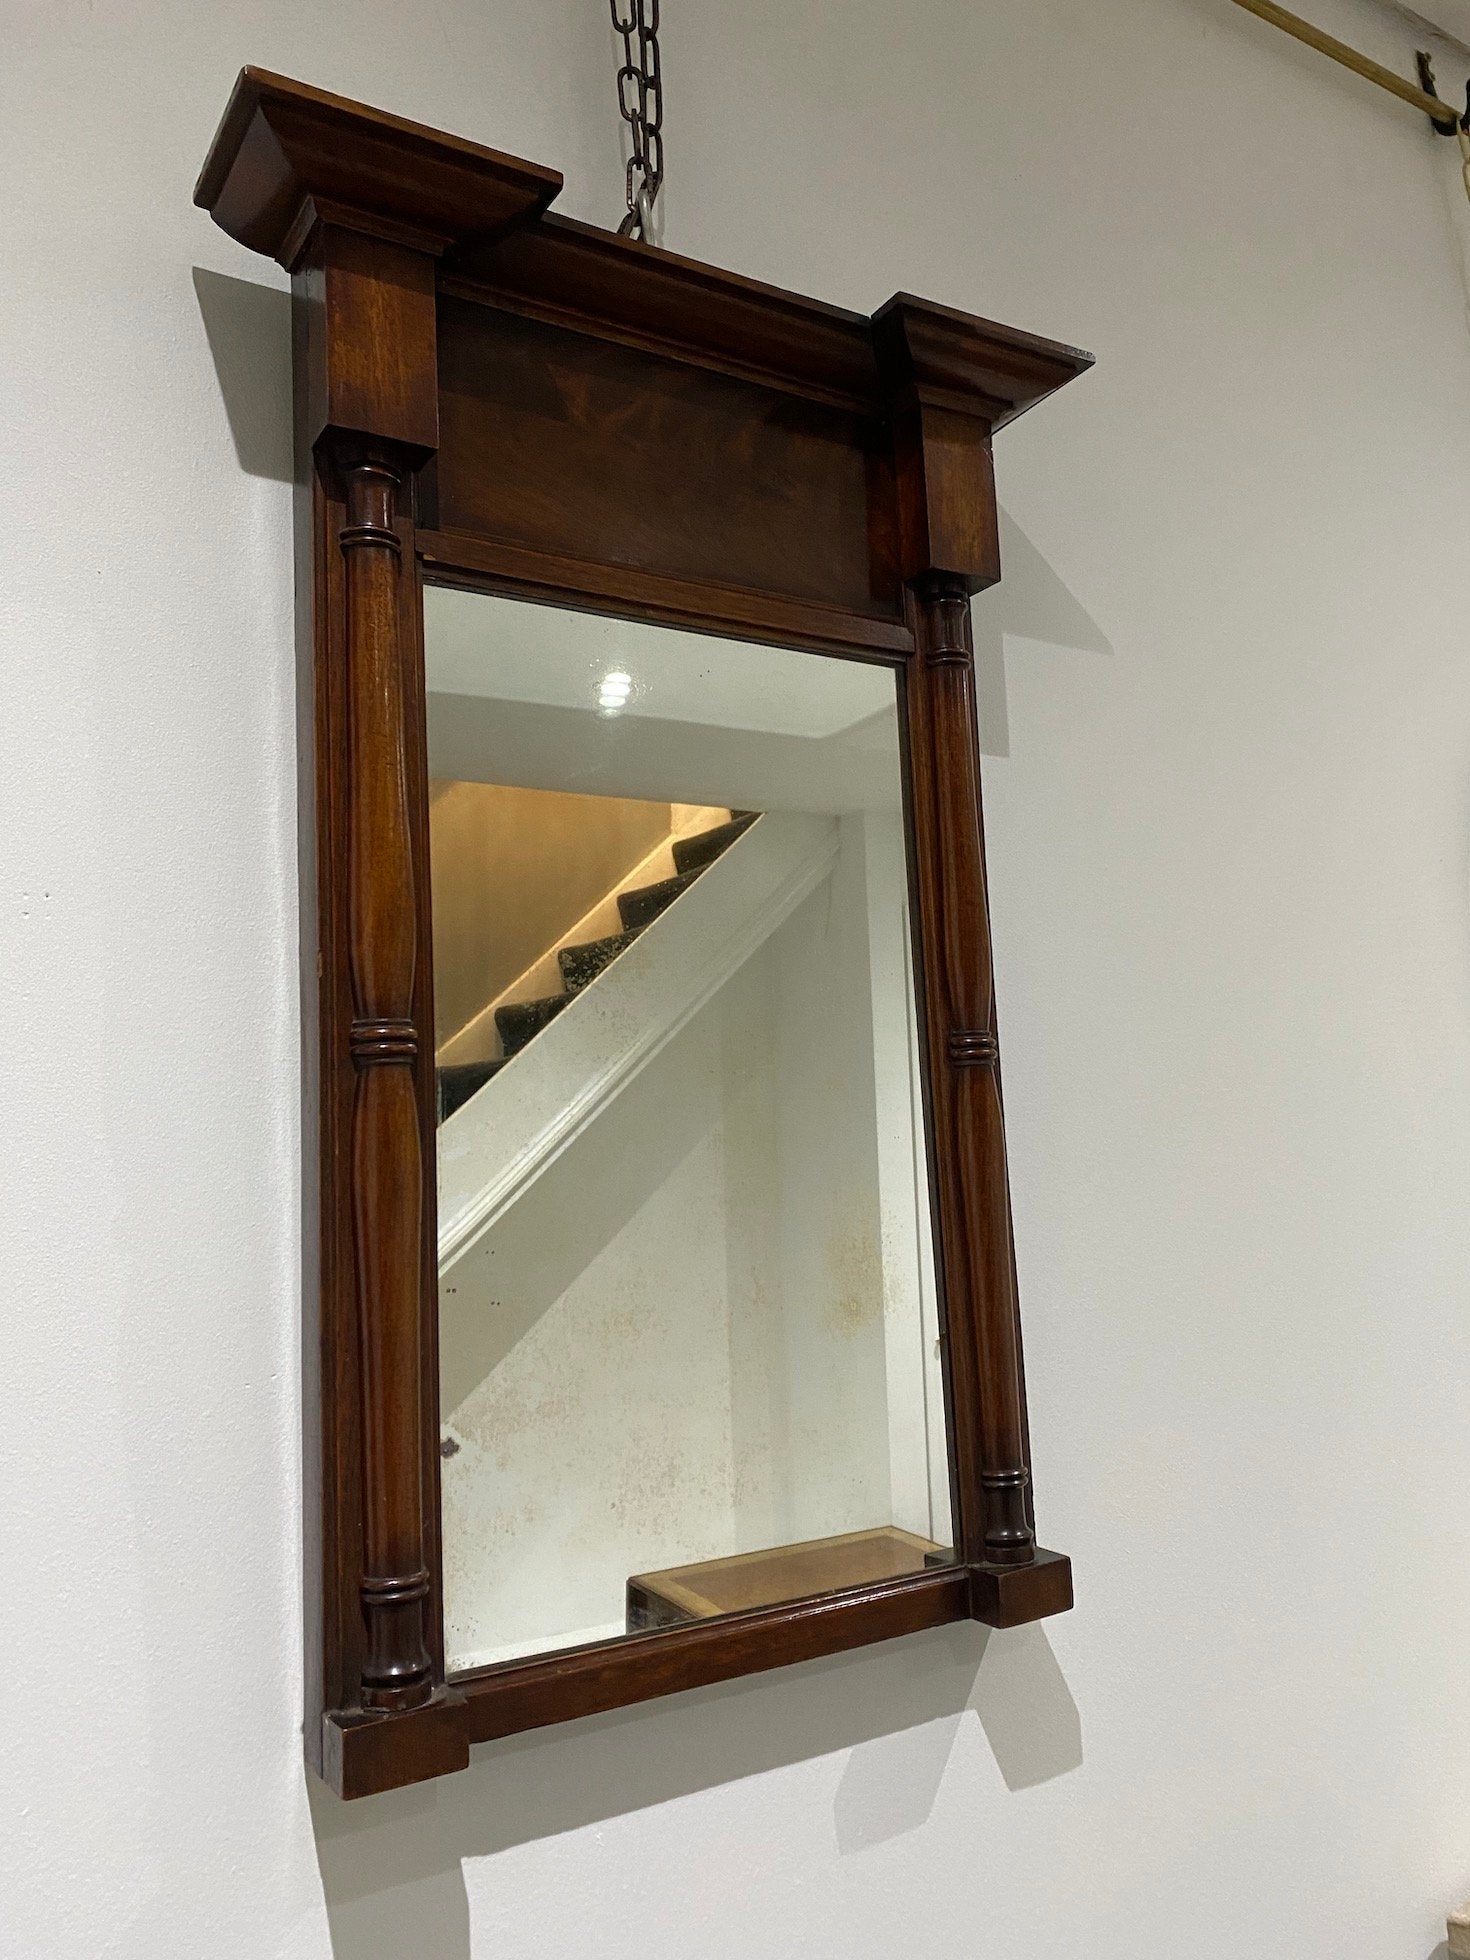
xmin=417 ymin=528 xmax=913 ymax=662
xmin=875 ymin=300 xmax=1071 ymax=1591
xmin=197 ymin=68 xmax=1092 ymax=1797
xmin=338 ymin=448 xmax=432 ymax=1709
xmin=194 ymin=66 xmax=559 ymax=262
xmin=444 ymin=213 xmax=879 ymax=412
xmin=305 ymin=231 xmax=440 ymax=456
xmin=906 ymin=581 xmax=1033 ymax=1568
xmin=462 ymin=1568 xmax=970 ymax=1745
xmin=198 ymin=97 xmax=477 ymax=1786
xmin=873 ymin=292 xmax=1092 ymax=433
xmin=433 ymin=296 xmax=898 ymax=615
xmin=447 ymin=221 xmax=1091 ymax=422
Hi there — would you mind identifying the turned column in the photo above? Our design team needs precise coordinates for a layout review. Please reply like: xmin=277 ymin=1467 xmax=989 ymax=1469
xmin=908 ymin=574 xmax=1033 ymax=1567
xmin=338 ymin=446 xmax=432 ymax=1707
xmin=874 ymin=295 xmax=1050 ymax=1594
xmin=300 ymin=221 xmax=445 ymax=1728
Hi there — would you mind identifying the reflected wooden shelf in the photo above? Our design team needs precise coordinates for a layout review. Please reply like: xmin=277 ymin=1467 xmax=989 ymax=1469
xmin=627 ymin=1527 xmax=951 ymax=1632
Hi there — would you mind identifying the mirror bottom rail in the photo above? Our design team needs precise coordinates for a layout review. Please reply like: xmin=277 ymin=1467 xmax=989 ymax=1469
xmin=322 ymin=1552 xmax=1071 ymax=1795
xmin=457 ymin=1561 xmax=972 ymax=1745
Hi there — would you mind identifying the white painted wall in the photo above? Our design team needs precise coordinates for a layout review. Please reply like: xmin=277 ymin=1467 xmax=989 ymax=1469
xmin=1395 ymin=1 xmax=1470 ymax=55
xmin=9 ymin=1 xmax=1470 ymax=1955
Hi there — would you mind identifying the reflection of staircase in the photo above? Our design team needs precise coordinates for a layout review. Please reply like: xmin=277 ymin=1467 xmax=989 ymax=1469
xmin=437 ymin=812 xmax=759 ymax=1122
xmin=438 ymin=809 xmax=839 ymax=1267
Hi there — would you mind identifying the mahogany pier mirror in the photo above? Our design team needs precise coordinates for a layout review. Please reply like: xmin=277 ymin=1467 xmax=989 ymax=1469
xmin=196 ymin=68 xmax=1093 ymax=1798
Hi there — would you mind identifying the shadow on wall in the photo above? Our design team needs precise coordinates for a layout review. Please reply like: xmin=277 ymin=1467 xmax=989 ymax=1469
xmin=971 ymin=510 xmax=1114 ymax=759
xmin=192 ymin=268 xmax=293 ymax=483
xmin=189 ymin=269 xmax=1113 ymax=765
xmin=309 ymin=1621 xmax=1081 ymax=1957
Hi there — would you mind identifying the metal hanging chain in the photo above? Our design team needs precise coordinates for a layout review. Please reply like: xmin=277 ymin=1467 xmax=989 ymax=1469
xmin=611 ymin=0 xmax=663 ymax=241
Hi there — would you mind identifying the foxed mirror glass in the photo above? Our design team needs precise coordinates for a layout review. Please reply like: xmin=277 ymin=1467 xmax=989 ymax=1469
xmin=425 ymin=587 xmax=955 ymax=1673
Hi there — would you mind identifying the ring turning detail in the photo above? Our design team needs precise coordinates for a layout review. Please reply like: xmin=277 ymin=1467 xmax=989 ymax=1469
xmin=350 ymin=1019 xmax=419 ymax=1065
xmin=949 ymin=1029 xmax=1000 ymax=1068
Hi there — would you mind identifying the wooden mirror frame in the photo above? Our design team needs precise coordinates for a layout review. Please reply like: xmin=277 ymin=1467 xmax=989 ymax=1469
xmin=197 ymin=68 xmax=1093 ymax=1799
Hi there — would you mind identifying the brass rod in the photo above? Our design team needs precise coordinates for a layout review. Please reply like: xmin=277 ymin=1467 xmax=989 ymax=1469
xmin=1230 ymin=0 xmax=1458 ymax=127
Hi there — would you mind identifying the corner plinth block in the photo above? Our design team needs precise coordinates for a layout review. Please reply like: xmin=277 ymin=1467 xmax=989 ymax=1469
xmin=322 ymin=1692 xmax=469 ymax=1800
xmin=873 ymin=293 xmax=1093 ymax=589
xmin=968 ymin=1549 xmax=1073 ymax=1629
xmin=871 ymin=293 xmax=1093 ymax=434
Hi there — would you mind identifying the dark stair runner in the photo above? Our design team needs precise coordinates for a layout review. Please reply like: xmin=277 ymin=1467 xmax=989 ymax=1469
xmin=437 ymin=1056 xmax=506 ymax=1123
xmin=436 ymin=811 xmax=758 ymax=1122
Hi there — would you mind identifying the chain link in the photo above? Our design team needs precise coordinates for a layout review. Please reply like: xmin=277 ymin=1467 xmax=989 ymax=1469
xmin=610 ymin=0 xmax=662 ymax=241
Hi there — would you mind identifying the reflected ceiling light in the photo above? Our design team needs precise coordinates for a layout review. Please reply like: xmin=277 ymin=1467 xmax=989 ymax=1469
xmin=597 ymin=670 xmax=633 ymax=713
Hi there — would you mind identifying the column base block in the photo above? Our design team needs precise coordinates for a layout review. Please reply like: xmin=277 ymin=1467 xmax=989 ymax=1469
xmin=968 ymin=1548 xmax=1073 ymax=1628
xmin=321 ymin=1689 xmax=469 ymax=1799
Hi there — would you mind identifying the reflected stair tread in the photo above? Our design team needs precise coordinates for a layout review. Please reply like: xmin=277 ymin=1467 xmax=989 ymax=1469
xmin=436 ymin=1056 xmax=506 ymax=1123
xmin=671 ymin=811 xmax=760 ymax=876
xmin=616 ymin=867 xmax=701 ymax=931
xmin=484 ymin=811 xmax=766 ymax=1071
xmin=559 ymin=925 xmax=643 ymax=994
xmin=494 ymin=990 xmax=571 ymax=1056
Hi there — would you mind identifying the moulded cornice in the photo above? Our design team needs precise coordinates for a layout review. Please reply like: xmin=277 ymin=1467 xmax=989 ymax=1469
xmin=872 ymin=292 xmax=1094 ymax=431
xmin=194 ymin=67 xmax=561 ymax=267
xmin=197 ymin=70 xmax=1093 ymax=425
